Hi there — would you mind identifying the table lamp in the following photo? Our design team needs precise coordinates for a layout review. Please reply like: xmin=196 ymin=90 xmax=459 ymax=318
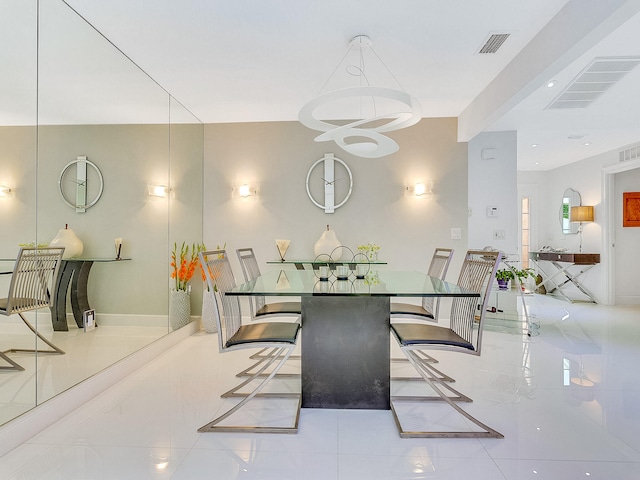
xmin=570 ymin=206 xmax=594 ymax=253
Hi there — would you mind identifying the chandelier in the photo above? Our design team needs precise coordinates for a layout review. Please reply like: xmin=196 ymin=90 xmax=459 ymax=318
xmin=299 ymin=35 xmax=422 ymax=159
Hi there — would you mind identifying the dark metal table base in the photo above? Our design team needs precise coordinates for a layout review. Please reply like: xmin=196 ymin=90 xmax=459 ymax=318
xmin=50 ymin=260 xmax=94 ymax=331
xmin=301 ymin=296 xmax=390 ymax=410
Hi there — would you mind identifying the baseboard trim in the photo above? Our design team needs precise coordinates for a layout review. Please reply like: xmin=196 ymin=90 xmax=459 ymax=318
xmin=0 ymin=320 xmax=200 ymax=458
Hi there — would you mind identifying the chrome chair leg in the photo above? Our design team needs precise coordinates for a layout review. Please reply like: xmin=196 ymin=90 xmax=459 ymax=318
xmin=391 ymin=350 xmax=503 ymax=439
xmin=0 ymin=351 xmax=25 ymax=371
xmin=3 ymin=313 xmax=65 ymax=356
xmin=199 ymin=346 xmax=300 ymax=434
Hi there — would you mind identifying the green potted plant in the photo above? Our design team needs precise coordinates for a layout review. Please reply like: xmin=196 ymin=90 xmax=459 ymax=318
xmin=495 ymin=269 xmax=514 ymax=290
xmin=513 ymin=268 xmax=536 ymax=291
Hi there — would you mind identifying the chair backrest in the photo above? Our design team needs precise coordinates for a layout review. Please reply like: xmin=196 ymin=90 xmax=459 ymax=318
xmin=422 ymin=247 xmax=454 ymax=320
xmin=236 ymin=247 xmax=265 ymax=319
xmin=449 ymin=250 xmax=502 ymax=355
xmin=199 ymin=249 xmax=242 ymax=352
xmin=3 ymin=247 xmax=65 ymax=315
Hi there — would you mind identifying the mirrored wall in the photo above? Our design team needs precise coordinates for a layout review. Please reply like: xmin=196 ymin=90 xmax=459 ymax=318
xmin=0 ymin=0 xmax=203 ymax=427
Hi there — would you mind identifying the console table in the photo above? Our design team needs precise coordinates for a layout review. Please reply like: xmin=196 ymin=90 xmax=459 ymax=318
xmin=529 ymin=252 xmax=600 ymax=303
xmin=51 ymin=258 xmax=130 ymax=331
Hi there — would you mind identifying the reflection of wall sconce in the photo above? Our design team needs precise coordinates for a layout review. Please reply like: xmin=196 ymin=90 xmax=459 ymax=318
xmin=405 ymin=180 xmax=433 ymax=198
xmin=147 ymin=184 xmax=170 ymax=198
xmin=232 ymin=183 xmax=257 ymax=200
xmin=0 ymin=185 xmax=12 ymax=198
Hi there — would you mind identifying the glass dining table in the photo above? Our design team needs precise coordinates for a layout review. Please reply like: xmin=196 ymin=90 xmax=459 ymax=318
xmin=228 ymin=269 xmax=479 ymax=410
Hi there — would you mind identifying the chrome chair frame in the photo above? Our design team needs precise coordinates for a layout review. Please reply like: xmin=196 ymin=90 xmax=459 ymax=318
xmin=1 ymin=247 xmax=65 ymax=372
xmin=391 ymin=247 xmax=454 ymax=322
xmin=236 ymin=247 xmax=301 ymax=365
xmin=390 ymin=249 xmax=503 ymax=438
xmin=390 ymin=248 xmax=454 ymax=372
xmin=198 ymin=249 xmax=301 ymax=434
xmin=236 ymin=248 xmax=301 ymax=321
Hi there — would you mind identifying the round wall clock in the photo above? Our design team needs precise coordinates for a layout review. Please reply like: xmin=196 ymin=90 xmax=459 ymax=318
xmin=58 ymin=155 xmax=104 ymax=213
xmin=306 ymin=153 xmax=353 ymax=213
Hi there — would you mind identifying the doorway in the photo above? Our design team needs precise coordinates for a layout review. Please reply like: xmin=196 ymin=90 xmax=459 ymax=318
xmin=603 ymin=157 xmax=640 ymax=304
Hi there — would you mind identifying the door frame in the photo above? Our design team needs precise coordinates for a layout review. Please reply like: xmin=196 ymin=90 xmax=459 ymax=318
xmin=602 ymin=157 xmax=640 ymax=305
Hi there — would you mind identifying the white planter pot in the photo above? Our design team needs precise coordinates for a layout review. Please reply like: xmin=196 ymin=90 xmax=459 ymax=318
xmin=201 ymin=290 xmax=217 ymax=333
xmin=169 ymin=289 xmax=191 ymax=331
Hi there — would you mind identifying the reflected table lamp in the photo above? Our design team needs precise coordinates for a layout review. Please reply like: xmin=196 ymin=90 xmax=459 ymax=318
xmin=570 ymin=206 xmax=594 ymax=253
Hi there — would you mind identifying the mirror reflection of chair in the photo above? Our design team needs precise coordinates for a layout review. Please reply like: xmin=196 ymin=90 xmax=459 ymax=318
xmin=236 ymin=248 xmax=301 ymax=320
xmin=198 ymin=249 xmax=301 ymax=433
xmin=390 ymin=249 xmax=503 ymax=438
xmin=1 ymin=247 xmax=65 ymax=372
xmin=391 ymin=247 xmax=454 ymax=322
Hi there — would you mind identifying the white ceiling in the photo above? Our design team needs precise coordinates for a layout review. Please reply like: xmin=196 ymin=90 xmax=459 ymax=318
xmin=8 ymin=0 xmax=640 ymax=171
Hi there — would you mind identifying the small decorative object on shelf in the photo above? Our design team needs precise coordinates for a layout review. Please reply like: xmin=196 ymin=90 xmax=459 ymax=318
xmin=276 ymin=239 xmax=290 ymax=262
xmin=495 ymin=267 xmax=536 ymax=291
xmin=114 ymin=237 xmax=123 ymax=259
xmin=495 ymin=269 xmax=514 ymax=290
xmin=314 ymin=225 xmax=342 ymax=259
xmin=49 ymin=224 xmax=83 ymax=259
xmin=357 ymin=242 xmax=380 ymax=261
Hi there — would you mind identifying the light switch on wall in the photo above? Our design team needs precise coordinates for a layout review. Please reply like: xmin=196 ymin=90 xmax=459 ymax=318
xmin=451 ymin=228 xmax=462 ymax=240
xmin=486 ymin=206 xmax=499 ymax=217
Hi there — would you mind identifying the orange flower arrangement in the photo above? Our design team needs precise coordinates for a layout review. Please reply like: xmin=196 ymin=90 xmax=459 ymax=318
xmin=171 ymin=242 xmax=203 ymax=291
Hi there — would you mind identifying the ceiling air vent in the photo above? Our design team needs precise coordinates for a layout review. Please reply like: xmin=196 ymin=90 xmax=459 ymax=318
xmin=547 ymin=56 xmax=640 ymax=109
xmin=620 ymin=144 xmax=640 ymax=162
xmin=478 ymin=33 xmax=510 ymax=54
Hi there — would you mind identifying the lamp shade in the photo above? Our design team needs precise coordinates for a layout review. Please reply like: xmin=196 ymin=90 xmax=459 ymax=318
xmin=570 ymin=205 xmax=594 ymax=223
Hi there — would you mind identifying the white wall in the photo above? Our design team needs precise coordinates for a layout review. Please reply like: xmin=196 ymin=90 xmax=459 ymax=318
xmin=203 ymin=118 xmax=470 ymax=280
xmin=518 ymin=141 xmax=640 ymax=304
xmin=468 ymin=131 xmax=519 ymax=255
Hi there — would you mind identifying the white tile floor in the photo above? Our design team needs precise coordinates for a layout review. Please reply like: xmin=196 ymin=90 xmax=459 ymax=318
xmin=1 ymin=294 xmax=640 ymax=479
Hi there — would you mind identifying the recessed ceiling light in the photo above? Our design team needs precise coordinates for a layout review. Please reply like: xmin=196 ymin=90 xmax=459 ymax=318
xmin=584 ymin=142 xmax=592 ymax=146
xmin=531 ymin=144 xmax=539 ymax=147
xmin=546 ymin=80 xmax=557 ymax=88
xmin=535 ymin=162 xmax=540 ymax=165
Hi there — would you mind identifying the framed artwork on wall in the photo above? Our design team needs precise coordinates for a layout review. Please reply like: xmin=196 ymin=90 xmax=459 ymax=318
xmin=623 ymin=192 xmax=640 ymax=227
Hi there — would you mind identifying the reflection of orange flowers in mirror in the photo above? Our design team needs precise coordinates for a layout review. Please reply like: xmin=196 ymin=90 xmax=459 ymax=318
xmin=171 ymin=242 xmax=203 ymax=291
xmin=199 ymin=245 xmax=225 ymax=291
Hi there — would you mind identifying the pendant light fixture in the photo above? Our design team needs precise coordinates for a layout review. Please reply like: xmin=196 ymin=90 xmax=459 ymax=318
xmin=299 ymin=35 xmax=422 ymax=159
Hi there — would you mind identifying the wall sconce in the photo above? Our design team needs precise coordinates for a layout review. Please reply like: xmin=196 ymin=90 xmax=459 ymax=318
xmin=147 ymin=184 xmax=170 ymax=198
xmin=405 ymin=180 xmax=433 ymax=198
xmin=570 ymin=205 xmax=594 ymax=253
xmin=232 ymin=183 xmax=257 ymax=200
xmin=0 ymin=185 xmax=12 ymax=198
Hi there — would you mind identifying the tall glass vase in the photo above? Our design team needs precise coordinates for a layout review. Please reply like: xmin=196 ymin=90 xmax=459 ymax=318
xmin=169 ymin=287 xmax=191 ymax=331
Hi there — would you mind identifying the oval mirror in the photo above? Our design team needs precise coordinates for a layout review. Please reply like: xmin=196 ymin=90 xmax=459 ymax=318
xmin=560 ymin=188 xmax=581 ymax=234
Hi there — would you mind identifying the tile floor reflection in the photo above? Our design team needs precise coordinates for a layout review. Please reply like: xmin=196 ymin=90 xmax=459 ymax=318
xmin=1 ymin=294 xmax=640 ymax=479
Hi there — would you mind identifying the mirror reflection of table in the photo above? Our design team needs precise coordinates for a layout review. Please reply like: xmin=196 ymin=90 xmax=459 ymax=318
xmin=228 ymin=269 xmax=479 ymax=410
xmin=51 ymin=258 xmax=131 ymax=331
